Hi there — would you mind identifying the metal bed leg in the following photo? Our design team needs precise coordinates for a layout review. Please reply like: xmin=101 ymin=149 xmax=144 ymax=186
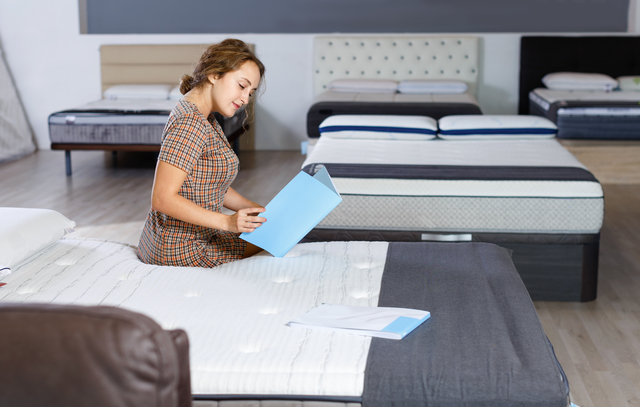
xmin=65 ymin=150 xmax=72 ymax=176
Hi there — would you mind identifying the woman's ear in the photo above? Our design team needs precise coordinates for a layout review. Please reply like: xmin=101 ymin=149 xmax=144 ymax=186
xmin=207 ymin=73 xmax=220 ymax=85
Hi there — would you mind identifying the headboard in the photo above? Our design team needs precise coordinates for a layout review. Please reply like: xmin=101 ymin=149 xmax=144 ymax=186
xmin=100 ymin=43 xmax=255 ymax=93
xmin=518 ymin=36 xmax=640 ymax=114
xmin=313 ymin=36 xmax=479 ymax=97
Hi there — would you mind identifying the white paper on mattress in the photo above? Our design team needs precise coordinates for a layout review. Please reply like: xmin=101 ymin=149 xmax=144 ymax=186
xmin=0 ymin=238 xmax=389 ymax=397
xmin=302 ymin=137 xmax=587 ymax=169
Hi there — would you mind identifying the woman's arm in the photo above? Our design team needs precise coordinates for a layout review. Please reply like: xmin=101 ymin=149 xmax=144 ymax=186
xmin=223 ymin=187 xmax=262 ymax=212
xmin=151 ymin=160 xmax=265 ymax=233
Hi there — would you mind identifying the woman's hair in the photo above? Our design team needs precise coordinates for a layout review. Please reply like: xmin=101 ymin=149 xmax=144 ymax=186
xmin=179 ymin=39 xmax=265 ymax=124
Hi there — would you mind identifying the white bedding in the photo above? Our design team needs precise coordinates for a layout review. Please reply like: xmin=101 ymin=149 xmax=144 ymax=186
xmin=0 ymin=237 xmax=389 ymax=397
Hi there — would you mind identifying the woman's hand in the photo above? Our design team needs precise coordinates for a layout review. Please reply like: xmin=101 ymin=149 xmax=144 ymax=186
xmin=227 ymin=207 xmax=266 ymax=233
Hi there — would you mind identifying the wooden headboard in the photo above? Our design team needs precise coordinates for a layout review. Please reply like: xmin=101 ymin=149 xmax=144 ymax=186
xmin=313 ymin=36 xmax=480 ymax=97
xmin=518 ymin=36 xmax=640 ymax=114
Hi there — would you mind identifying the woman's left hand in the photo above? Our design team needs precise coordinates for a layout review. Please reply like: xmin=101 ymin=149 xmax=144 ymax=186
xmin=228 ymin=207 xmax=266 ymax=233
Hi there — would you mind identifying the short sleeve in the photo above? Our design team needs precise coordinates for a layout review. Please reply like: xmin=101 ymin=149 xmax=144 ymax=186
xmin=159 ymin=112 xmax=208 ymax=174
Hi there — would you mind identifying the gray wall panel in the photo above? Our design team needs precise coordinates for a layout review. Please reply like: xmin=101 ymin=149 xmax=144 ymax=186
xmin=85 ymin=0 xmax=629 ymax=34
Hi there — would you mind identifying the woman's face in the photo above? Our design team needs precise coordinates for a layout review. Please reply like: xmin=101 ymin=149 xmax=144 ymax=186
xmin=208 ymin=61 xmax=261 ymax=117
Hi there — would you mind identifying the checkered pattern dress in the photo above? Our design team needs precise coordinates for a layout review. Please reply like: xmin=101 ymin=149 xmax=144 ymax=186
xmin=138 ymin=99 xmax=246 ymax=267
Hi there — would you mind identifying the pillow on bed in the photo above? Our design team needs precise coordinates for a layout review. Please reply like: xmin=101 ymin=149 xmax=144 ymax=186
xmin=438 ymin=115 xmax=557 ymax=140
xmin=327 ymin=79 xmax=398 ymax=94
xmin=319 ymin=115 xmax=437 ymax=140
xmin=617 ymin=76 xmax=640 ymax=91
xmin=103 ymin=84 xmax=172 ymax=100
xmin=541 ymin=72 xmax=618 ymax=92
xmin=398 ymin=80 xmax=468 ymax=94
xmin=0 ymin=208 xmax=75 ymax=274
xmin=169 ymin=86 xmax=183 ymax=100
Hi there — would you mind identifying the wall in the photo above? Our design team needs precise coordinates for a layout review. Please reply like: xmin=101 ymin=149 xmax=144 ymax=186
xmin=1 ymin=0 xmax=639 ymax=151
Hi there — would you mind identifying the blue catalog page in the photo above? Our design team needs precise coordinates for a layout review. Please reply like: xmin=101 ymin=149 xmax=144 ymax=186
xmin=240 ymin=166 xmax=341 ymax=257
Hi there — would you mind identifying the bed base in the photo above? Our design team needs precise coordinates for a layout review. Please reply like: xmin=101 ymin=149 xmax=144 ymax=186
xmin=303 ymin=229 xmax=599 ymax=302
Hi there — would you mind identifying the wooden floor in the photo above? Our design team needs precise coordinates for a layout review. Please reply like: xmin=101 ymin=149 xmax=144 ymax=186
xmin=1 ymin=149 xmax=639 ymax=407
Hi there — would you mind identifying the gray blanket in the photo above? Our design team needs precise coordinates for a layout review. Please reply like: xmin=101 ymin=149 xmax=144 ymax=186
xmin=363 ymin=242 xmax=569 ymax=407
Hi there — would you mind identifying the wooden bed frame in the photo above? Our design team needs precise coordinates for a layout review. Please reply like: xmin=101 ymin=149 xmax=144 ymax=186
xmin=51 ymin=44 xmax=255 ymax=175
xmin=519 ymin=35 xmax=640 ymax=183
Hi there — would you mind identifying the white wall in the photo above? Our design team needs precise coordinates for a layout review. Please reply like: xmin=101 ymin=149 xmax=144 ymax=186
xmin=1 ymin=0 xmax=639 ymax=151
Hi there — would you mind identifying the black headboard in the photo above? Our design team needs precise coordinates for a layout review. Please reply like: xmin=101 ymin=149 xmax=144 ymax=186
xmin=518 ymin=36 xmax=640 ymax=114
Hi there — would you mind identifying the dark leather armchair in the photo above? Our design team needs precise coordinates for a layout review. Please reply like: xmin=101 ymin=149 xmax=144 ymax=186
xmin=0 ymin=303 xmax=192 ymax=407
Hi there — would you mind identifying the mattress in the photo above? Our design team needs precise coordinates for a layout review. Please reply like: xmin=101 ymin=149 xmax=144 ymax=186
xmin=49 ymin=99 xmax=246 ymax=145
xmin=529 ymin=88 xmax=640 ymax=140
xmin=302 ymin=137 xmax=604 ymax=235
xmin=307 ymin=91 xmax=482 ymax=138
xmin=0 ymin=237 xmax=570 ymax=406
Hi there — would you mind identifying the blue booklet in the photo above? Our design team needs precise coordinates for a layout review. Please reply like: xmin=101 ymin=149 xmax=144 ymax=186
xmin=240 ymin=166 xmax=342 ymax=257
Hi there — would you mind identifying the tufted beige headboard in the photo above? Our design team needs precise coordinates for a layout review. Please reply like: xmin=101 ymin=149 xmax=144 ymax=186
xmin=313 ymin=36 xmax=479 ymax=97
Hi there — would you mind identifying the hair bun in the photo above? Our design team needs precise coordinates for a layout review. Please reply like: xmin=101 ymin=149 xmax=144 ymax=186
xmin=179 ymin=75 xmax=194 ymax=95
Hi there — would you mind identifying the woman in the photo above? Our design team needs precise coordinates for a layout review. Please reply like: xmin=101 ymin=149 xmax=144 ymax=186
xmin=138 ymin=39 xmax=266 ymax=267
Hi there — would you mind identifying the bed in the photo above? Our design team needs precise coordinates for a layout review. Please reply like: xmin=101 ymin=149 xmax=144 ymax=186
xmin=48 ymin=44 xmax=255 ymax=176
xmin=519 ymin=35 xmax=640 ymax=140
xmin=0 ymin=207 xmax=572 ymax=407
xmin=306 ymin=36 xmax=483 ymax=138
xmin=301 ymin=115 xmax=604 ymax=303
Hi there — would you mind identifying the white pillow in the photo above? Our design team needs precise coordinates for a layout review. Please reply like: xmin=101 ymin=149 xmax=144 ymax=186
xmin=0 ymin=208 xmax=75 ymax=274
xmin=398 ymin=80 xmax=468 ymax=94
xmin=438 ymin=115 xmax=557 ymax=140
xmin=542 ymin=72 xmax=617 ymax=92
xmin=617 ymin=76 xmax=640 ymax=91
xmin=328 ymin=79 xmax=398 ymax=94
xmin=103 ymin=84 xmax=172 ymax=100
xmin=169 ymin=86 xmax=182 ymax=100
xmin=319 ymin=115 xmax=437 ymax=140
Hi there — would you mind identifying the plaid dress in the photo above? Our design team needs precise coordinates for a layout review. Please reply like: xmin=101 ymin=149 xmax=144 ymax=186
xmin=138 ymin=99 xmax=246 ymax=267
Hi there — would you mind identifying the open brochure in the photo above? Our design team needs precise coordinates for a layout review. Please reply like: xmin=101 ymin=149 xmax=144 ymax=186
xmin=288 ymin=303 xmax=431 ymax=340
xmin=240 ymin=166 xmax=342 ymax=257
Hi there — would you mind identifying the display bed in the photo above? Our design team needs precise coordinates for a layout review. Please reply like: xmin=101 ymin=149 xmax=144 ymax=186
xmin=529 ymin=89 xmax=640 ymax=140
xmin=302 ymin=137 xmax=604 ymax=302
xmin=49 ymin=99 xmax=247 ymax=176
xmin=0 ymin=237 xmax=570 ymax=407
xmin=519 ymin=35 xmax=640 ymax=140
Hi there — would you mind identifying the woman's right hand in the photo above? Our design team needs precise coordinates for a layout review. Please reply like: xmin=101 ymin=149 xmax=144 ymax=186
xmin=227 ymin=207 xmax=266 ymax=233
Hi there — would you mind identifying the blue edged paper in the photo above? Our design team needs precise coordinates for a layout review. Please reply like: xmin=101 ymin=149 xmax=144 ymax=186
xmin=288 ymin=303 xmax=431 ymax=340
xmin=240 ymin=166 xmax=342 ymax=257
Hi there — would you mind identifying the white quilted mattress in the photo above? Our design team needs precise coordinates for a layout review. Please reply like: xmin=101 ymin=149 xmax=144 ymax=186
xmin=0 ymin=237 xmax=389 ymax=397
xmin=302 ymin=138 xmax=604 ymax=234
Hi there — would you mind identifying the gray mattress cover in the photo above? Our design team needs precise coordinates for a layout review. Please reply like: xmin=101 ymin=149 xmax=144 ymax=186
xmin=48 ymin=100 xmax=246 ymax=145
xmin=529 ymin=89 xmax=640 ymax=140
xmin=363 ymin=242 xmax=569 ymax=407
